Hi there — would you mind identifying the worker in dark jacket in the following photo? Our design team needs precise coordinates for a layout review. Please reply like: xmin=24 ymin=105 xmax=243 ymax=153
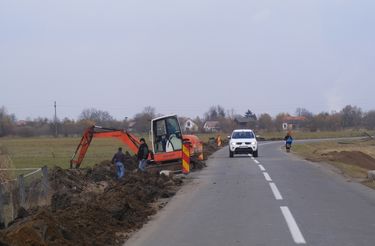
xmin=137 ymin=138 xmax=149 ymax=172
xmin=112 ymin=147 xmax=126 ymax=179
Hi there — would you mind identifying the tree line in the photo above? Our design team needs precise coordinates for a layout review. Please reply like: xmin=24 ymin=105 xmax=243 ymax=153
xmin=0 ymin=105 xmax=374 ymax=137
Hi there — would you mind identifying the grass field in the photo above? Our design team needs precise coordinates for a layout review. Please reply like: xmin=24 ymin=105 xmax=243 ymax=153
xmin=0 ymin=133 xmax=226 ymax=171
xmin=257 ymin=129 xmax=375 ymax=140
xmin=0 ymin=137 xmax=125 ymax=169
xmin=293 ymin=138 xmax=375 ymax=188
xmin=0 ymin=130 xmax=373 ymax=172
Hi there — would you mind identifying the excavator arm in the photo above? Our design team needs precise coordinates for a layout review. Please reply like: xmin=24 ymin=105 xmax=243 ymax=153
xmin=70 ymin=125 xmax=141 ymax=168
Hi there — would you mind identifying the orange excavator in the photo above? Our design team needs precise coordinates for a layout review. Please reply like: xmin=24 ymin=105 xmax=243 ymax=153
xmin=70 ymin=115 xmax=203 ymax=168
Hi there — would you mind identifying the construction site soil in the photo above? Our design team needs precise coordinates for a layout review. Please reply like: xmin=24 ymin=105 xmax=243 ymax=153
xmin=321 ymin=150 xmax=375 ymax=170
xmin=0 ymin=142 xmax=222 ymax=246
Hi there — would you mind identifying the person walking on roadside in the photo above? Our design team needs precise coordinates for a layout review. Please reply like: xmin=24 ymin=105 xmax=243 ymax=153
xmin=137 ymin=138 xmax=149 ymax=172
xmin=112 ymin=147 xmax=126 ymax=179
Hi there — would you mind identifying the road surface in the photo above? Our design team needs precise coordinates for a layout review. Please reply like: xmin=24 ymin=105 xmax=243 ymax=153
xmin=126 ymin=142 xmax=375 ymax=246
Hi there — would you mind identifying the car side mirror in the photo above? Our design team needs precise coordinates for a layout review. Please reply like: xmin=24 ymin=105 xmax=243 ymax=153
xmin=227 ymin=136 xmax=231 ymax=139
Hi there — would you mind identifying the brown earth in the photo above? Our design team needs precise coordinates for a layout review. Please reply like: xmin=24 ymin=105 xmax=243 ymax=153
xmin=321 ymin=151 xmax=375 ymax=170
xmin=0 ymin=142 xmax=223 ymax=246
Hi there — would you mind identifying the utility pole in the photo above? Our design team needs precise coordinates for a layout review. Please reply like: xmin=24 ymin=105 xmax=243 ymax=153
xmin=54 ymin=101 xmax=58 ymax=137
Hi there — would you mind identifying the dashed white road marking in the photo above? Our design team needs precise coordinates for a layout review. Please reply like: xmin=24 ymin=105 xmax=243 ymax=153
xmin=254 ymin=159 xmax=260 ymax=164
xmin=263 ymin=172 xmax=272 ymax=182
xmin=258 ymin=164 xmax=266 ymax=171
xmin=269 ymin=182 xmax=283 ymax=200
xmin=280 ymin=206 xmax=306 ymax=244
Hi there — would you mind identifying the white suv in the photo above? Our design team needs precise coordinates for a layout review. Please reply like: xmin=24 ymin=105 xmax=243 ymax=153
xmin=229 ymin=129 xmax=258 ymax=158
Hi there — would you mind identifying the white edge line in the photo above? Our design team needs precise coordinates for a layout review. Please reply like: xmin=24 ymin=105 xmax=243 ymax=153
xmin=258 ymin=164 xmax=266 ymax=171
xmin=269 ymin=182 xmax=283 ymax=200
xmin=280 ymin=206 xmax=306 ymax=244
xmin=0 ymin=168 xmax=40 ymax=171
xmin=263 ymin=172 xmax=272 ymax=182
xmin=24 ymin=168 xmax=42 ymax=178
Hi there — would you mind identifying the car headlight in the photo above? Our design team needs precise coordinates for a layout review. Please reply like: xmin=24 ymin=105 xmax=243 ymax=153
xmin=231 ymin=142 xmax=236 ymax=146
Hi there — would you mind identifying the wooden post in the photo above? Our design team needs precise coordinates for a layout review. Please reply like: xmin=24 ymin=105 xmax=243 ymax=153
xmin=18 ymin=175 xmax=25 ymax=208
xmin=41 ymin=166 xmax=49 ymax=196
xmin=0 ymin=184 xmax=4 ymax=228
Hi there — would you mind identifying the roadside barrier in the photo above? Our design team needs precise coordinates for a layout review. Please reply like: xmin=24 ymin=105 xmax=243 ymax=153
xmin=182 ymin=143 xmax=190 ymax=174
xmin=216 ymin=135 xmax=222 ymax=147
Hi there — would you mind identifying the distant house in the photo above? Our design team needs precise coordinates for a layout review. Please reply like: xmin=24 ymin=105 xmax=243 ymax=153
xmin=127 ymin=120 xmax=136 ymax=132
xmin=181 ymin=119 xmax=199 ymax=132
xmin=203 ymin=121 xmax=220 ymax=132
xmin=234 ymin=117 xmax=256 ymax=128
xmin=282 ymin=116 xmax=306 ymax=130
xmin=16 ymin=120 xmax=28 ymax=126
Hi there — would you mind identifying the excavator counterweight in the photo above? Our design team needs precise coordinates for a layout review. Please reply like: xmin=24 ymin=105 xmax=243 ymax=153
xmin=70 ymin=115 xmax=203 ymax=169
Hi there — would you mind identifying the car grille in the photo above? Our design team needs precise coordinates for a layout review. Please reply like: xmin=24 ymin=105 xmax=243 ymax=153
xmin=245 ymin=142 xmax=251 ymax=144
xmin=236 ymin=142 xmax=242 ymax=145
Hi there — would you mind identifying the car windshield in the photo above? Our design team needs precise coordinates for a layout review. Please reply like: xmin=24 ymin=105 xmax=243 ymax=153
xmin=232 ymin=131 xmax=255 ymax=139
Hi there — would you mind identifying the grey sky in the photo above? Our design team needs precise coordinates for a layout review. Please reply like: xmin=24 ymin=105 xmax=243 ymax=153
xmin=1 ymin=0 xmax=374 ymax=120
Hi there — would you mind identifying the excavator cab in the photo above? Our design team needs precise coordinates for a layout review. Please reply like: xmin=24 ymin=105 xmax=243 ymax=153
xmin=151 ymin=115 xmax=182 ymax=154
xmin=70 ymin=114 xmax=203 ymax=168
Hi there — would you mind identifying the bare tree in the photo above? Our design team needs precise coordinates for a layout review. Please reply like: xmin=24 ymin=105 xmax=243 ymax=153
xmin=295 ymin=108 xmax=313 ymax=118
xmin=244 ymin=109 xmax=257 ymax=120
xmin=79 ymin=108 xmax=114 ymax=126
xmin=340 ymin=105 xmax=362 ymax=128
xmin=133 ymin=106 xmax=157 ymax=132
xmin=204 ymin=105 xmax=226 ymax=121
xmin=0 ymin=106 xmax=15 ymax=137
xmin=363 ymin=110 xmax=375 ymax=130
xmin=258 ymin=113 xmax=273 ymax=131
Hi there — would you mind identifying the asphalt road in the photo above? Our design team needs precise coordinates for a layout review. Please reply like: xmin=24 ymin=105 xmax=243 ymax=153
xmin=126 ymin=142 xmax=375 ymax=246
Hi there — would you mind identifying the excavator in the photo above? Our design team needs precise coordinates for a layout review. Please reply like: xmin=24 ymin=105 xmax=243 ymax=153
xmin=70 ymin=115 xmax=203 ymax=168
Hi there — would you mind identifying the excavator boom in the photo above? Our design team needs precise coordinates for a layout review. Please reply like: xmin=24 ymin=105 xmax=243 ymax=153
xmin=70 ymin=115 xmax=204 ymax=169
xmin=70 ymin=126 xmax=141 ymax=168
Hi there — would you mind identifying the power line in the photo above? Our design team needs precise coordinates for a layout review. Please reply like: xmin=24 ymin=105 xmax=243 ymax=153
xmin=54 ymin=101 xmax=58 ymax=137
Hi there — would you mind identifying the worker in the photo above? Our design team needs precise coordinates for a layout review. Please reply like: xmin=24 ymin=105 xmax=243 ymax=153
xmin=112 ymin=147 xmax=125 ymax=179
xmin=284 ymin=131 xmax=293 ymax=142
xmin=137 ymin=138 xmax=149 ymax=172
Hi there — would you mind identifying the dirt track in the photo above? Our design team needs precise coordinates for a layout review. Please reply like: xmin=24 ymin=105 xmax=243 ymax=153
xmin=0 ymin=143 xmax=222 ymax=246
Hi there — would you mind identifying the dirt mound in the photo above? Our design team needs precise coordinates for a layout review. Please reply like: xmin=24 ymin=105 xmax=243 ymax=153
xmin=0 ymin=164 xmax=182 ymax=246
xmin=322 ymin=151 xmax=375 ymax=170
xmin=202 ymin=142 xmax=221 ymax=160
xmin=0 ymin=142 xmax=222 ymax=246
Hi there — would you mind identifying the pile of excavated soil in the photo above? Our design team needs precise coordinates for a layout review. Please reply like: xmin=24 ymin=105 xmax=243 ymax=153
xmin=0 ymin=142 xmax=223 ymax=246
xmin=202 ymin=142 xmax=222 ymax=160
xmin=0 ymin=162 xmax=182 ymax=246
xmin=321 ymin=151 xmax=375 ymax=170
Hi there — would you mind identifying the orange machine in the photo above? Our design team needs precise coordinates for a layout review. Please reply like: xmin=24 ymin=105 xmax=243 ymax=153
xmin=70 ymin=115 xmax=203 ymax=168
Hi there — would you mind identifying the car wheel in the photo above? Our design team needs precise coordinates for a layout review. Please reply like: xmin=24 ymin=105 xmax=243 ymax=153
xmin=229 ymin=150 xmax=234 ymax=158
xmin=253 ymin=150 xmax=258 ymax=157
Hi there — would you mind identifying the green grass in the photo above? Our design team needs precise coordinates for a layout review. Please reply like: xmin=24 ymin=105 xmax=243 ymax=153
xmin=0 ymin=133 xmax=224 ymax=170
xmin=0 ymin=137 xmax=134 ymax=169
xmin=2 ymin=130 xmax=371 ymax=172
xmin=257 ymin=129 xmax=375 ymax=140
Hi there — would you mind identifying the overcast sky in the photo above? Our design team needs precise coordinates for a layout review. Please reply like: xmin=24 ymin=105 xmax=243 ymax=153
xmin=1 ymin=0 xmax=374 ymax=120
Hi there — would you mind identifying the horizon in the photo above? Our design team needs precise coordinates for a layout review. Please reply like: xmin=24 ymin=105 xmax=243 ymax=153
xmin=1 ymin=1 xmax=375 ymax=121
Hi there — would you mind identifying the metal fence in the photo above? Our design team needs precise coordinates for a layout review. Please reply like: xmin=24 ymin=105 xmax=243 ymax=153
xmin=0 ymin=166 xmax=49 ymax=228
